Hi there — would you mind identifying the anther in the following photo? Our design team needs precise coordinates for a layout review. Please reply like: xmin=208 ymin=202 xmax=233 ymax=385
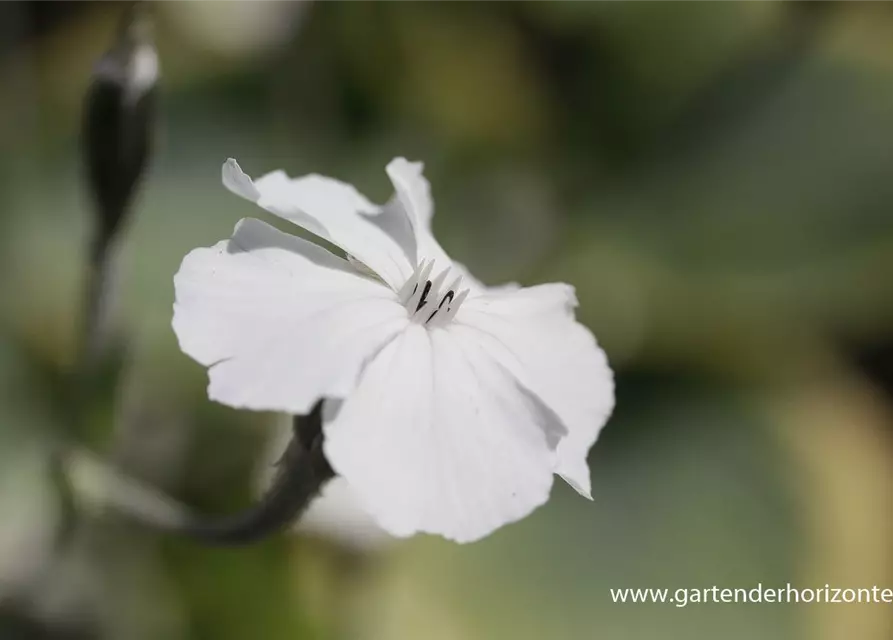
xmin=405 ymin=260 xmax=434 ymax=311
xmin=415 ymin=281 xmax=431 ymax=312
xmin=400 ymin=262 xmax=469 ymax=327
xmin=440 ymin=289 xmax=468 ymax=324
xmin=425 ymin=290 xmax=456 ymax=324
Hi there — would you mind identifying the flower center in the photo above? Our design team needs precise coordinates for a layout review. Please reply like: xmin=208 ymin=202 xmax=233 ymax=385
xmin=396 ymin=260 xmax=469 ymax=327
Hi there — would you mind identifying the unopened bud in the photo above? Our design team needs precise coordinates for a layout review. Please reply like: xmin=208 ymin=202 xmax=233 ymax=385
xmin=82 ymin=2 xmax=157 ymax=247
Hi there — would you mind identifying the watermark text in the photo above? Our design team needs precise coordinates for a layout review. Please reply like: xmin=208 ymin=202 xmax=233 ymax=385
xmin=610 ymin=584 xmax=893 ymax=608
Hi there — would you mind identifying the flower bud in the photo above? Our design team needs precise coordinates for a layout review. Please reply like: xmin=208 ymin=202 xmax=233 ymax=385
xmin=82 ymin=3 xmax=157 ymax=247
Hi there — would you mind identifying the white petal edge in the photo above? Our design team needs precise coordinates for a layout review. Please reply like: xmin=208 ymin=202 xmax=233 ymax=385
xmin=173 ymin=217 xmax=409 ymax=415
xmin=323 ymin=324 xmax=565 ymax=543
xmin=386 ymin=157 xmax=433 ymax=230
xmin=382 ymin=158 xmax=461 ymax=277
xmin=454 ymin=283 xmax=614 ymax=498
xmin=222 ymin=159 xmax=413 ymax=290
xmin=364 ymin=157 xmax=445 ymax=273
xmin=381 ymin=161 xmax=519 ymax=296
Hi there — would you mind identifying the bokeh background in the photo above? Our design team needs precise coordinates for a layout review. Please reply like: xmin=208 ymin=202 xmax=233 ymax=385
xmin=2 ymin=2 xmax=893 ymax=639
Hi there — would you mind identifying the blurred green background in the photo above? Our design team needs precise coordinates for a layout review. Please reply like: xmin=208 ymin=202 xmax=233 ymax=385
xmin=2 ymin=2 xmax=893 ymax=639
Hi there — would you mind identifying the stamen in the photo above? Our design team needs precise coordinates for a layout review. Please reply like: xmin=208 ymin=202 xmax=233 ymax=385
xmin=439 ymin=289 xmax=468 ymax=324
xmin=411 ymin=266 xmax=449 ymax=322
xmin=415 ymin=281 xmax=431 ymax=312
xmin=400 ymin=261 xmax=469 ymax=328
xmin=426 ymin=291 xmax=454 ymax=323
xmin=405 ymin=260 xmax=434 ymax=312
xmin=412 ymin=289 xmax=438 ymax=323
xmin=397 ymin=260 xmax=425 ymax=304
xmin=428 ymin=267 xmax=451 ymax=296
xmin=443 ymin=274 xmax=463 ymax=296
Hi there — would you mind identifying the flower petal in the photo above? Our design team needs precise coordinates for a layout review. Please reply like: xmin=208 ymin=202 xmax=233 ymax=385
xmin=222 ymin=159 xmax=413 ymax=290
xmin=323 ymin=324 xmax=564 ymax=543
xmin=379 ymin=161 xmax=514 ymax=296
xmin=454 ymin=284 xmax=614 ymax=498
xmin=359 ymin=157 xmax=443 ymax=272
xmin=379 ymin=159 xmax=518 ymax=293
xmin=386 ymin=157 xmax=433 ymax=229
xmin=380 ymin=158 xmax=459 ymax=272
xmin=173 ymin=217 xmax=408 ymax=414
xmin=354 ymin=157 xmax=434 ymax=269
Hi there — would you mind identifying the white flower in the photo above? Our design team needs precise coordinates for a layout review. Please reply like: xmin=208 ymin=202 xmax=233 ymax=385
xmin=173 ymin=157 xmax=614 ymax=543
